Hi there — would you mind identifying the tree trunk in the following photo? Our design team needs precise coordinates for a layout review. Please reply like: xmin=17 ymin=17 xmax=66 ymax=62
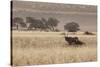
xmin=52 ymin=27 xmax=55 ymax=31
xmin=16 ymin=24 xmax=18 ymax=30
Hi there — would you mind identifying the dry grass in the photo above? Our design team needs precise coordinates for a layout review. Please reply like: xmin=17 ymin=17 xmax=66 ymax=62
xmin=12 ymin=31 xmax=97 ymax=66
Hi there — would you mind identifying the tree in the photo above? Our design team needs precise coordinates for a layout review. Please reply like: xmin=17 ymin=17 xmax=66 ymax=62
xmin=64 ymin=22 xmax=80 ymax=32
xmin=41 ymin=18 xmax=49 ymax=31
xmin=20 ymin=22 xmax=27 ymax=28
xmin=34 ymin=19 xmax=44 ymax=31
xmin=12 ymin=17 xmax=26 ymax=30
xmin=26 ymin=17 xmax=45 ymax=31
xmin=26 ymin=17 xmax=60 ymax=31
xmin=47 ymin=17 xmax=59 ymax=31
xmin=26 ymin=17 xmax=37 ymax=30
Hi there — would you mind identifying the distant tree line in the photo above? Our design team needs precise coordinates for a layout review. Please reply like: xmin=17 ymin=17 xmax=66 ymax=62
xmin=12 ymin=17 xmax=81 ymax=32
xmin=12 ymin=17 xmax=60 ymax=32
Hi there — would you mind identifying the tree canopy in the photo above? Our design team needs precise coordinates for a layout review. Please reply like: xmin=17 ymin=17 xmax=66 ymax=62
xmin=64 ymin=22 xmax=80 ymax=32
xmin=12 ymin=17 xmax=26 ymax=30
xmin=12 ymin=17 xmax=59 ymax=31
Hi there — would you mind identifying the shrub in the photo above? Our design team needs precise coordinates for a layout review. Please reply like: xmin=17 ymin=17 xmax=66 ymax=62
xmin=84 ymin=31 xmax=94 ymax=35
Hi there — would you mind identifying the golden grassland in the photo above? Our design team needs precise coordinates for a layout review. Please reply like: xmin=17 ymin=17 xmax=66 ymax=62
xmin=12 ymin=31 xmax=97 ymax=66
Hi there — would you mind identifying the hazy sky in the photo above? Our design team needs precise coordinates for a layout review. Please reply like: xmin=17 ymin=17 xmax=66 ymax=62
xmin=12 ymin=1 xmax=97 ymax=32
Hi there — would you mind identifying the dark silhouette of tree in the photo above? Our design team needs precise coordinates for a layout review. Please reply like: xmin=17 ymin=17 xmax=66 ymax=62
xmin=12 ymin=18 xmax=16 ymax=28
xmin=26 ymin=17 xmax=37 ymax=30
xmin=41 ymin=17 xmax=60 ymax=31
xmin=12 ymin=17 xmax=26 ymax=30
xmin=26 ymin=17 xmax=45 ymax=31
xmin=26 ymin=17 xmax=59 ymax=31
xmin=35 ymin=19 xmax=44 ymax=31
xmin=47 ymin=17 xmax=59 ymax=31
xmin=64 ymin=22 xmax=80 ymax=32
xmin=20 ymin=22 xmax=27 ymax=28
xmin=41 ymin=18 xmax=50 ymax=31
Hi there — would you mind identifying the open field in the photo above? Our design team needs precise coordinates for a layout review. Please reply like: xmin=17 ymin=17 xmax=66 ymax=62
xmin=12 ymin=31 xmax=97 ymax=66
